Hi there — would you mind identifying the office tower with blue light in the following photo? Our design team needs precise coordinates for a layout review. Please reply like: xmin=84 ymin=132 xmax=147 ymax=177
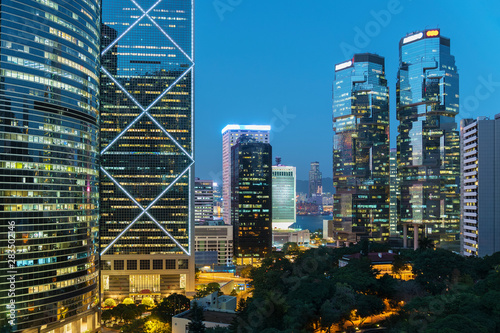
xmin=0 ymin=0 xmax=100 ymax=331
xmin=460 ymin=115 xmax=500 ymax=257
xmin=231 ymin=136 xmax=272 ymax=265
xmin=99 ymin=0 xmax=195 ymax=300
xmin=222 ymin=125 xmax=270 ymax=225
xmin=272 ymin=158 xmax=296 ymax=230
xmin=397 ymin=29 xmax=460 ymax=250
xmin=332 ymin=53 xmax=390 ymax=244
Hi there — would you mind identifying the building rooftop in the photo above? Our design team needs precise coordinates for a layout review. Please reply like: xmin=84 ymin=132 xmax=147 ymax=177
xmin=177 ymin=310 xmax=236 ymax=325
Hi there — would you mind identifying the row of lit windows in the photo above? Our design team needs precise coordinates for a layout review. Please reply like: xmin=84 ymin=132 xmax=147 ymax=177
xmin=1 ymin=161 xmax=97 ymax=176
xmin=4 ymin=204 xmax=95 ymax=211
xmin=5 ymin=55 xmax=97 ymax=93
xmin=0 ymin=132 xmax=96 ymax=153
xmin=1 ymin=69 xmax=91 ymax=99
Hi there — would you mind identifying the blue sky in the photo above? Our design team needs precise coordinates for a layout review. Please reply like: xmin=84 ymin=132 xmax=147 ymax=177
xmin=194 ymin=0 xmax=500 ymax=182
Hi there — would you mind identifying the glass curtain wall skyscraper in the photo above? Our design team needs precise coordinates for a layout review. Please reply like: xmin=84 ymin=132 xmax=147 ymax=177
xmin=397 ymin=29 xmax=460 ymax=250
xmin=231 ymin=136 xmax=272 ymax=265
xmin=272 ymin=158 xmax=296 ymax=230
xmin=0 ymin=0 xmax=100 ymax=331
xmin=222 ymin=125 xmax=270 ymax=225
xmin=332 ymin=53 xmax=390 ymax=244
xmin=99 ymin=0 xmax=195 ymax=299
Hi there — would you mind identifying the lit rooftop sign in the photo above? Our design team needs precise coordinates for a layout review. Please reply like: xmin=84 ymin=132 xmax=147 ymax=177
xmin=335 ymin=60 xmax=353 ymax=72
xmin=402 ymin=32 xmax=423 ymax=44
xmin=221 ymin=125 xmax=271 ymax=133
xmin=426 ymin=29 xmax=439 ymax=37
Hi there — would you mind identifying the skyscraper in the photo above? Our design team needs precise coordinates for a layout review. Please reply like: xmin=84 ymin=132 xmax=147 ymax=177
xmin=460 ymin=115 xmax=500 ymax=257
xmin=0 ymin=0 xmax=100 ymax=331
xmin=272 ymin=158 xmax=296 ymax=230
xmin=231 ymin=136 xmax=272 ymax=265
xmin=99 ymin=0 xmax=195 ymax=300
xmin=308 ymin=161 xmax=322 ymax=198
xmin=195 ymin=178 xmax=214 ymax=224
xmin=332 ymin=53 xmax=390 ymax=244
xmin=397 ymin=29 xmax=460 ymax=250
xmin=222 ymin=125 xmax=270 ymax=225
xmin=389 ymin=148 xmax=400 ymax=236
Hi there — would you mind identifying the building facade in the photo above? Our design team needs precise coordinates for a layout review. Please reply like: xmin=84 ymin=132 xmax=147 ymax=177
xmin=194 ymin=225 xmax=233 ymax=266
xmin=0 ymin=0 xmax=101 ymax=331
xmin=389 ymin=148 xmax=399 ymax=236
xmin=460 ymin=115 xmax=500 ymax=257
xmin=195 ymin=178 xmax=214 ymax=223
xmin=231 ymin=136 xmax=272 ymax=265
xmin=308 ymin=161 xmax=322 ymax=198
xmin=99 ymin=0 xmax=195 ymax=301
xmin=397 ymin=29 xmax=460 ymax=250
xmin=222 ymin=125 xmax=270 ymax=225
xmin=332 ymin=53 xmax=390 ymax=244
xmin=272 ymin=159 xmax=296 ymax=230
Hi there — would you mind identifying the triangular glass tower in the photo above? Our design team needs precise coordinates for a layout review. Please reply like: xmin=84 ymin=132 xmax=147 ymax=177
xmin=100 ymin=0 xmax=194 ymax=298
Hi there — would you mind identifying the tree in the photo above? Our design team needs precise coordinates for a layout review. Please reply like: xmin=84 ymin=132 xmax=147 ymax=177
xmin=144 ymin=318 xmax=171 ymax=333
xmin=188 ymin=301 xmax=206 ymax=333
xmin=122 ymin=298 xmax=135 ymax=305
xmin=418 ymin=237 xmax=435 ymax=250
xmin=101 ymin=310 xmax=113 ymax=324
xmin=104 ymin=298 xmax=117 ymax=308
xmin=153 ymin=293 xmax=190 ymax=322
xmin=121 ymin=308 xmax=138 ymax=323
xmin=282 ymin=242 xmax=300 ymax=255
xmin=142 ymin=297 xmax=155 ymax=308
xmin=195 ymin=282 xmax=221 ymax=298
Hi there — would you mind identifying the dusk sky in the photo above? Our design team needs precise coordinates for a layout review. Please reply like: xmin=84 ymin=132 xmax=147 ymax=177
xmin=194 ymin=0 xmax=500 ymax=182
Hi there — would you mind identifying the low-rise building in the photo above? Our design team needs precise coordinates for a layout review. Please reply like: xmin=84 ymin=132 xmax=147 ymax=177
xmin=339 ymin=252 xmax=414 ymax=281
xmin=195 ymin=225 xmax=233 ymax=266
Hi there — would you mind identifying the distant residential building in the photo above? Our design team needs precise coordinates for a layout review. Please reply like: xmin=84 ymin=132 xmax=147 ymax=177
xmin=222 ymin=125 xmax=270 ymax=225
xmin=397 ymin=29 xmax=460 ymax=251
xmin=195 ymin=178 xmax=214 ymax=223
xmin=309 ymin=161 xmax=322 ymax=197
xmin=272 ymin=157 xmax=296 ymax=229
xmin=389 ymin=148 xmax=400 ymax=236
xmin=195 ymin=225 xmax=233 ymax=266
xmin=332 ymin=53 xmax=390 ymax=244
xmin=231 ymin=136 xmax=272 ymax=265
xmin=460 ymin=115 xmax=500 ymax=257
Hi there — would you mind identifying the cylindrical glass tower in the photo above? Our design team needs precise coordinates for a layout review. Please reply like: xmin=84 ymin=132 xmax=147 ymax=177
xmin=0 ymin=0 xmax=101 ymax=331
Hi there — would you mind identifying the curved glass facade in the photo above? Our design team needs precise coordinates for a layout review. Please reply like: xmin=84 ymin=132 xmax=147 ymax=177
xmin=0 ymin=0 xmax=100 ymax=331
xmin=397 ymin=29 xmax=460 ymax=250
xmin=332 ymin=53 xmax=390 ymax=243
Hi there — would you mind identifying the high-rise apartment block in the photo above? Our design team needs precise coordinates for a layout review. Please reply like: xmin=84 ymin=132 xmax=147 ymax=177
xmin=308 ymin=161 xmax=322 ymax=198
xmin=99 ymin=0 xmax=195 ymax=300
xmin=272 ymin=158 xmax=296 ymax=230
xmin=222 ymin=125 xmax=270 ymax=225
xmin=0 ymin=0 xmax=100 ymax=331
xmin=397 ymin=29 xmax=460 ymax=250
xmin=332 ymin=53 xmax=390 ymax=244
xmin=195 ymin=178 xmax=214 ymax=223
xmin=231 ymin=136 xmax=272 ymax=265
xmin=460 ymin=115 xmax=500 ymax=257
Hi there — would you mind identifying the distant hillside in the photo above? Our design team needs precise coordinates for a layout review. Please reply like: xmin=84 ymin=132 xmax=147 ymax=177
xmin=297 ymin=177 xmax=335 ymax=195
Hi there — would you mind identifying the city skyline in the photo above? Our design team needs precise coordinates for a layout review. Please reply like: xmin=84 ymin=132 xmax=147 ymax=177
xmin=195 ymin=0 xmax=500 ymax=181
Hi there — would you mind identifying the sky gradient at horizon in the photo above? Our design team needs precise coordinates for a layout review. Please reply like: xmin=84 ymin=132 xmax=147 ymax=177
xmin=194 ymin=0 xmax=500 ymax=182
